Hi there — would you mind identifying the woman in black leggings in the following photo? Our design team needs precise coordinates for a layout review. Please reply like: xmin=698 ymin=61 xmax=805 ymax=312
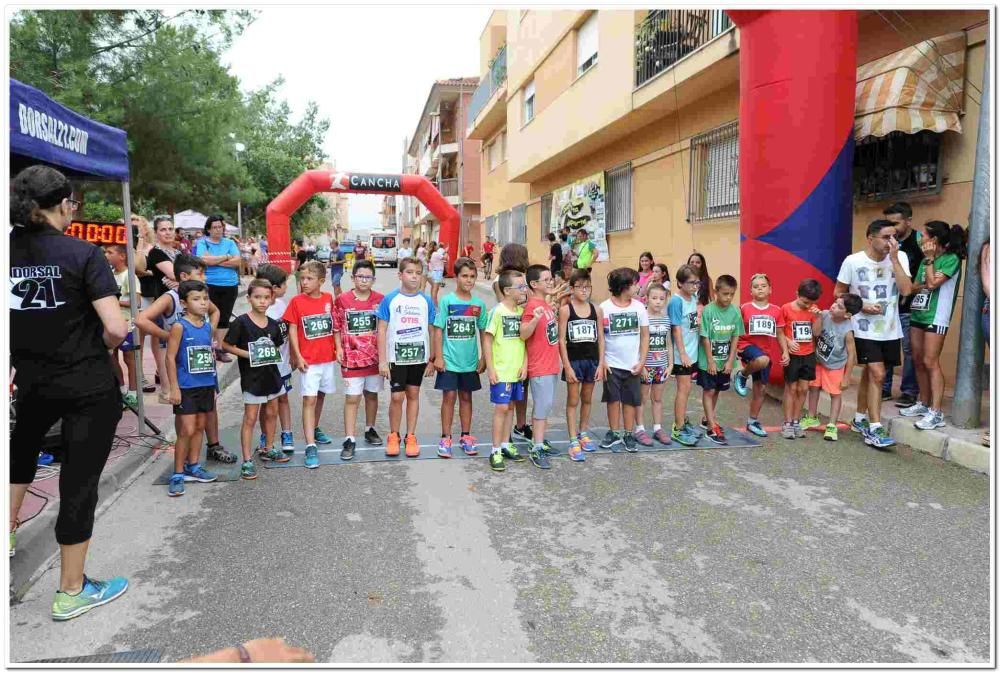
xmin=10 ymin=166 xmax=130 ymax=620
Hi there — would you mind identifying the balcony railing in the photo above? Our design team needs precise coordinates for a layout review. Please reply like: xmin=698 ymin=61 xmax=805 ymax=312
xmin=439 ymin=178 xmax=459 ymax=197
xmin=635 ymin=9 xmax=733 ymax=87
xmin=467 ymin=44 xmax=507 ymax=127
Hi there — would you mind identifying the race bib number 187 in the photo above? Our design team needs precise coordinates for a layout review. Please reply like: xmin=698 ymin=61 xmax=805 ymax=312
xmin=568 ymin=320 xmax=597 ymax=343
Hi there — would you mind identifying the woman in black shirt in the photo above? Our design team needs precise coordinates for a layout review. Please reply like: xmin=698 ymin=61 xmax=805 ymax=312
xmin=10 ymin=165 xmax=130 ymax=620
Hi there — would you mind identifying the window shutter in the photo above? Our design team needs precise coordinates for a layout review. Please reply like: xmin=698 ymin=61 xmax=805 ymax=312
xmin=576 ymin=13 xmax=599 ymax=72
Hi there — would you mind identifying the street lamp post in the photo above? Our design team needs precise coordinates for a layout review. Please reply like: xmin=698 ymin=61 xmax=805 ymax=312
xmin=230 ymin=134 xmax=247 ymax=239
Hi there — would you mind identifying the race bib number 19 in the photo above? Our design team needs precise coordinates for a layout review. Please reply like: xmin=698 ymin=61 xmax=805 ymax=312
xmin=302 ymin=313 xmax=334 ymax=340
xmin=186 ymin=345 xmax=215 ymax=375
xmin=792 ymin=321 xmax=813 ymax=342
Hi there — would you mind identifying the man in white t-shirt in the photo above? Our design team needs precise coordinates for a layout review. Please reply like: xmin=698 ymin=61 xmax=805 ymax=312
xmin=834 ymin=219 xmax=913 ymax=450
xmin=397 ymin=237 xmax=414 ymax=262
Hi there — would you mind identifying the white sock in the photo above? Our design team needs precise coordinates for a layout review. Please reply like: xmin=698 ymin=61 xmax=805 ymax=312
xmin=534 ymin=442 xmax=544 ymax=451
xmin=854 ymin=413 xmax=868 ymax=423
xmin=869 ymin=422 xmax=882 ymax=431
xmin=653 ymin=424 xmax=662 ymax=432
xmin=501 ymin=442 xmax=511 ymax=451
xmin=491 ymin=446 xmax=501 ymax=455
xmin=635 ymin=424 xmax=645 ymax=433
xmin=346 ymin=435 xmax=355 ymax=443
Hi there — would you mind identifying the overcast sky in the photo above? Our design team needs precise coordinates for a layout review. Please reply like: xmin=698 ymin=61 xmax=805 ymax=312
xmin=222 ymin=7 xmax=491 ymax=232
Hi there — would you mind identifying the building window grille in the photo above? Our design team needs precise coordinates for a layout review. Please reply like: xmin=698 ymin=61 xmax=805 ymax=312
xmin=854 ymin=130 xmax=943 ymax=202
xmin=485 ymin=214 xmax=496 ymax=239
xmin=497 ymin=209 xmax=511 ymax=243
xmin=512 ymin=203 xmax=527 ymax=244
xmin=540 ymin=193 xmax=553 ymax=241
xmin=689 ymin=120 xmax=739 ymax=222
xmin=605 ymin=162 xmax=633 ymax=232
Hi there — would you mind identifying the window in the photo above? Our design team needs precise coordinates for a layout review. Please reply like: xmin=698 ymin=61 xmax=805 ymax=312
xmin=512 ymin=203 xmax=527 ymax=244
xmin=497 ymin=209 xmax=511 ymax=243
xmin=576 ymin=12 xmax=599 ymax=76
xmin=605 ymin=163 xmax=633 ymax=232
xmin=371 ymin=236 xmax=396 ymax=249
xmin=485 ymin=214 xmax=496 ymax=239
xmin=688 ymin=121 xmax=739 ymax=221
xmin=854 ymin=130 xmax=943 ymax=202
xmin=488 ymin=136 xmax=501 ymax=171
xmin=524 ymin=81 xmax=535 ymax=123
xmin=540 ymin=193 xmax=553 ymax=241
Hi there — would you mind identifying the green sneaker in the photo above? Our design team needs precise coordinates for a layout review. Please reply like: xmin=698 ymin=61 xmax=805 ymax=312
xmin=501 ymin=445 xmax=526 ymax=462
xmin=122 ymin=391 xmax=138 ymax=408
xmin=258 ymin=446 xmax=289 ymax=463
xmin=52 ymin=575 xmax=128 ymax=621
xmin=489 ymin=451 xmax=506 ymax=472
xmin=823 ymin=424 xmax=838 ymax=442
xmin=240 ymin=460 xmax=257 ymax=480
xmin=9 ymin=528 xmax=15 ymax=558
xmin=800 ymin=416 xmax=821 ymax=431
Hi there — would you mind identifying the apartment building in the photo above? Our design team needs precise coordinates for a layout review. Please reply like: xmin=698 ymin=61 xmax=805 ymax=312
xmin=404 ymin=78 xmax=483 ymax=249
xmin=468 ymin=9 xmax=987 ymax=385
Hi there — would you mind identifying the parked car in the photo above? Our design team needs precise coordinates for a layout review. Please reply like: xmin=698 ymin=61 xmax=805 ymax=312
xmin=315 ymin=245 xmax=332 ymax=262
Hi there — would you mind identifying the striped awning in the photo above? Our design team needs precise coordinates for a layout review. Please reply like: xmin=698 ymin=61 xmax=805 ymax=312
xmin=855 ymin=31 xmax=966 ymax=140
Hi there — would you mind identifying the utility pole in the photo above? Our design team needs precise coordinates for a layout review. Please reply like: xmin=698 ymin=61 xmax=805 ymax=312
xmin=458 ymin=81 xmax=466 ymax=252
xmin=953 ymin=43 xmax=990 ymax=428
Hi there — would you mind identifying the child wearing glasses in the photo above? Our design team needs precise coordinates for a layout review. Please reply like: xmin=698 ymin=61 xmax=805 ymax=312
xmin=667 ymin=264 xmax=702 ymax=446
xmin=519 ymin=265 xmax=562 ymax=469
xmin=484 ymin=269 xmax=529 ymax=472
xmin=558 ymin=269 xmax=605 ymax=461
xmin=333 ymin=259 xmax=384 ymax=460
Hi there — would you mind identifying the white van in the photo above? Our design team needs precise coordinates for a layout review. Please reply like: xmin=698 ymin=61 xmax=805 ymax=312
xmin=369 ymin=230 xmax=398 ymax=267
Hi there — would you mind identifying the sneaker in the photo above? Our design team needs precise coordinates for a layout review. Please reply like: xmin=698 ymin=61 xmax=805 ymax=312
xmin=800 ymin=416 xmax=821 ymax=431
xmin=167 ymin=474 xmax=185 ymax=497
xmin=206 ymin=444 xmax=237 ymax=464
xmin=850 ymin=418 xmax=870 ymax=434
xmin=258 ymin=432 xmax=267 ymax=452
xmin=122 ymin=391 xmax=138 ymax=408
xmin=915 ymin=410 xmax=946 ymax=431
xmin=304 ymin=444 xmax=320 ymax=469
xmin=489 ymin=452 xmax=506 ymax=472
xmin=699 ymin=417 xmax=709 ymax=430
xmin=733 ymin=370 xmax=750 ymax=397
xmin=37 ymin=452 xmax=55 ymax=467
xmin=793 ymin=422 xmax=806 ymax=439
xmin=782 ymin=423 xmax=796 ymax=440
xmin=341 ymin=438 xmax=356 ymax=461
xmin=314 ymin=427 xmax=333 ymax=445
xmin=529 ymin=448 xmax=552 ymax=469
xmin=671 ymin=424 xmax=699 ymax=447
xmin=437 ymin=437 xmax=453 ymax=459
xmin=653 ymin=428 xmax=672 ymax=446
xmin=240 ymin=460 xmax=257 ymax=480
xmin=459 ymin=434 xmax=478 ymax=456
xmin=623 ymin=432 xmax=639 ymax=453
xmin=9 ymin=528 xmax=15 ymax=558
xmin=51 ymin=575 xmax=129 ymax=621
xmin=512 ymin=424 xmax=533 ymax=442
xmin=894 ymin=393 xmax=918 ymax=408
xmin=684 ymin=420 xmax=703 ymax=438
xmin=405 ymin=434 xmax=420 ymax=458
xmin=385 ymin=432 xmax=401 ymax=457
xmin=568 ymin=440 xmax=585 ymax=462
xmin=746 ymin=420 xmax=768 ymax=438
xmin=899 ymin=402 xmax=929 ymax=418
xmin=259 ymin=447 xmax=289 ymax=463
xmin=281 ymin=431 xmax=295 ymax=453
xmin=578 ymin=431 xmax=597 ymax=452
xmin=501 ymin=445 xmax=526 ymax=462
xmin=542 ymin=440 xmax=559 ymax=456
xmin=633 ymin=428 xmax=654 ymax=447
xmin=364 ymin=428 xmax=383 ymax=446
xmin=600 ymin=431 xmax=623 ymax=451
xmin=864 ymin=425 xmax=896 ymax=450
xmin=182 ymin=463 xmax=217 ymax=483
xmin=706 ymin=424 xmax=728 ymax=445
xmin=142 ymin=378 xmax=156 ymax=393
xmin=823 ymin=424 xmax=838 ymax=441
xmin=881 ymin=390 xmax=893 ymax=401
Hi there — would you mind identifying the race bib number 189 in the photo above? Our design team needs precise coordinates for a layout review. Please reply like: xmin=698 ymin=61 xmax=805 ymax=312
xmin=749 ymin=315 xmax=776 ymax=336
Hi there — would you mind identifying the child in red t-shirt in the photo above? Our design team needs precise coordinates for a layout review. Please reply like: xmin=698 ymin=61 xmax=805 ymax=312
xmin=283 ymin=261 xmax=337 ymax=468
xmin=734 ymin=273 xmax=789 ymax=438
xmin=520 ymin=265 xmax=562 ymax=469
xmin=780 ymin=279 xmax=823 ymax=440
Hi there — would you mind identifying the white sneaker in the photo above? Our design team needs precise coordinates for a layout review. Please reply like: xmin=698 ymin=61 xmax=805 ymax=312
xmin=899 ymin=402 xmax=929 ymax=417
xmin=915 ymin=411 xmax=946 ymax=431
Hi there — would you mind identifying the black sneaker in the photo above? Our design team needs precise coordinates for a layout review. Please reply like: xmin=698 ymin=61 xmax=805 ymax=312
xmin=706 ymin=425 xmax=728 ymax=445
xmin=881 ymin=390 xmax=893 ymax=401
xmin=623 ymin=432 xmax=638 ymax=453
xmin=699 ymin=417 xmax=709 ymax=430
xmin=894 ymin=393 xmax=917 ymax=408
xmin=364 ymin=427 xmax=383 ymax=446
xmin=529 ymin=448 xmax=552 ymax=470
xmin=340 ymin=438 xmax=356 ymax=461
xmin=512 ymin=424 xmax=533 ymax=442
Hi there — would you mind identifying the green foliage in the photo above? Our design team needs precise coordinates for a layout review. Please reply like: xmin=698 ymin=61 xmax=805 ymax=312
xmin=10 ymin=9 xmax=331 ymax=243
xmin=79 ymin=199 xmax=123 ymax=223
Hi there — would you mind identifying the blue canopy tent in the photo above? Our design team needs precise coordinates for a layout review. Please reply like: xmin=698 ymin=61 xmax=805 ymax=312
xmin=10 ymin=78 xmax=153 ymax=435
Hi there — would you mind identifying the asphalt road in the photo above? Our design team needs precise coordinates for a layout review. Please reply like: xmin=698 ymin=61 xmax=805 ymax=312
xmin=9 ymin=270 xmax=990 ymax=664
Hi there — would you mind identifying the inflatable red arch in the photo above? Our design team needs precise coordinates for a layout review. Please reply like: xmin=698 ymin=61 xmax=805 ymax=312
xmin=265 ymin=170 xmax=460 ymax=273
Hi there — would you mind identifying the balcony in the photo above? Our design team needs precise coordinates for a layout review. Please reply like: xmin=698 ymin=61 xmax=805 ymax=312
xmin=634 ymin=9 xmax=733 ymax=87
xmin=466 ymin=45 xmax=508 ymax=140
xmin=438 ymin=178 xmax=459 ymax=197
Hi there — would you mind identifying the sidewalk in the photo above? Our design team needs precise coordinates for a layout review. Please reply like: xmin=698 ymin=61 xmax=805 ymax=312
xmin=10 ymin=290 xmax=249 ymax=599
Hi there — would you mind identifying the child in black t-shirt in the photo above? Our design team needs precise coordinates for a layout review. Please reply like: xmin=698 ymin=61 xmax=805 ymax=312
xmin=222 ymin=279 xmax=288 ymax=480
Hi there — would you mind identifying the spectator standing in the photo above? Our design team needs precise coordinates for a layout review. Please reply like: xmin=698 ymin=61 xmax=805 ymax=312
xmin=548 ymin=233 xmax=563 ymax=279
xmin=194 ymin=214 xmax=241 ymax=362
xmin=881 ymin=202 xmax=923 ymax=407
xmin=573 ymin=229 xmax=597 ymax=270
xmin=686 ymin=252 xmax=715 ymax=307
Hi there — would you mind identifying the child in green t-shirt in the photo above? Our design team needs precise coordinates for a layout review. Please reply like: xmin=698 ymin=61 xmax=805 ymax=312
xmin=698 ymin=275 xmax=745 ymax=445
xmin=484 ymin=269 xmax=529 ymax=473
xmin=432 ymin=258 xmax=489 ymax=458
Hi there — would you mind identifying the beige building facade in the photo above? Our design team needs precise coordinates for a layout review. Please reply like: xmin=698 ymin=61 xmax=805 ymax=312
xmin=468 ymin=9 xmax=988 ymax=386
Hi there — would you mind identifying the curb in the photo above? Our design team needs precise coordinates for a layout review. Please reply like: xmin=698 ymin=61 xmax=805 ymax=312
xmin=764 ymin=383 xmax=990 ymax=475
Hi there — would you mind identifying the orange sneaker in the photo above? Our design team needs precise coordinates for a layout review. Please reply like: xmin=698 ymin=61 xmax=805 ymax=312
xmin=385 ymin=432 xmax=401 ymax=457
xmin=404 ymin=434 xmax=420 ymax=458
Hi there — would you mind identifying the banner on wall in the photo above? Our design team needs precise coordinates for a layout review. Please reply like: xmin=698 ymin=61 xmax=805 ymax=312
xmin=547 ymin=171 xmax=609 ymax=263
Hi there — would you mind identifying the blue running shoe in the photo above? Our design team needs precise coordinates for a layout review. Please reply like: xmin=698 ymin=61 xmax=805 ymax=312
xmin=746 ymin=420 xmax=768 ymax=438
xmin=314 ymin=428 xmax=333 ymax=445
xmin=37 ymin=452 xmax=55 ymax=467
xmin=281 ymin=431 xmax=295 ymax=453
xmin=304 ymin=444 xmax=320 ymax=469
xmin=733 ymin=370 xmax=750 ymax=398
xmin=578 ymin=431 xmax=597 ymax=452
xmin=542 ymin=439 xmax=559 ymax=456
xmin=529 ymin=447 xmax=552 ymax=469
xmin=437 ymin=437 xmax=453 ymax=459
xmin=258 ymin=432 xmax=267 ymax=451
xmin=167 ymin=474 xmax=185 ymax=497
xmin=182 ymin=463 xmax=217 ymax=483
xmin=850 ymin=418 xmax=870 ymax=434
xmin=864 ymin=425 xmax=896 ymax=450
xmin=51 ymin=575 xmax=128 ymax=621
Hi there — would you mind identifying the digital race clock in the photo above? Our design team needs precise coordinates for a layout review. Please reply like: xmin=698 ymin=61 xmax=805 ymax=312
xmin=65 ymin=220 xmax=128 ymax=245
